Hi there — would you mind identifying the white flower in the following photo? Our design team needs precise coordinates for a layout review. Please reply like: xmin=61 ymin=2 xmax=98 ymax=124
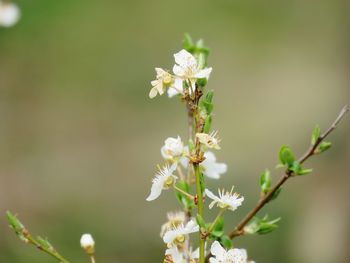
xmin=165 ymin=246 xmax=185 ymax=263
xmin=173 ymin=49 xmax=212 ymax=93
xmin=146 ymin=164 xmax=177 ymax=201
xmin=205 ymin=188 xmax=244 ymax=211
xmin=210 ymin=241 xmax=251 ymax=263
xmin=161 ymin=136 xmax=184 ymax=160
xmin=201 ymin=151 xmax=227 ymax=179
xmin=196 ymin=131 xmax=221 ymax=150
xmin=80 ymin=233 xmax=95 ymax=254
xmin=160 ymin=211 xmax=186 ymax=237
xmin=0 ymin=1 xmax=20 ymax=27
xmin=163 ymin=219 xmax=199 ymax=246
xmin=149 ymin=68 xmax=182 ymax=99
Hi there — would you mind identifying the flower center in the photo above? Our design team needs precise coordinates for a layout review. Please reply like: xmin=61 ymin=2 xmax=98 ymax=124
xmin=175 ymin=234 xmax=185 ymax=244
xmin=163 ymin=75 xmax=173 ymax=86
xmin=164 ymin=176 xmax=174 ymax=188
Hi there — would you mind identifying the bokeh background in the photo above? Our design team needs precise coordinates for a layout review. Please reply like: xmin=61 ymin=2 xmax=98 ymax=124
xmin=0 ymin=0 xmax=349 ymax=262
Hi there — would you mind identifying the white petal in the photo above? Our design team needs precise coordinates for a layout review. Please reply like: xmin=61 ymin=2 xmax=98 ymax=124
xmin=173 ymin=64 xmax=185 ymax=77
xmin=149 ymin=87 xmax=158 ymax=99
xmin=205 ymin=189 xmax=219 ymax=201
xmin=155 ymin=67 xmax=166 ymax=76
xmin=163 ymin=230 xmax=178 ymax=244
xmin=210 ymin=241 xmax=226 ymax=257
xmin=195 ymin=67 xmax=213 ymax=79
xmin=174 ymin=49 xmax=196 ymax=67
xmin=146 ymin=178 xmax=163 ymax=201
xmin=167 ymin=87 xmax=180 ymax=98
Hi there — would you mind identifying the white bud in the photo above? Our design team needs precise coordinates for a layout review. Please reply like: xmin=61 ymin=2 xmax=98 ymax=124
xmin=0 ymin=2 xmax=20 ymax=27
xmin=161 ymin=136 xmax=184 ymax=159
xmin=80 ymin=233 xmax=95 ymax=254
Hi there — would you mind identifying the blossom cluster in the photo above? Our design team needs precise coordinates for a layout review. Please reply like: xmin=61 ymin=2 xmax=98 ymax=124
xmin=146 ymin=45 xmax=254 ymax=263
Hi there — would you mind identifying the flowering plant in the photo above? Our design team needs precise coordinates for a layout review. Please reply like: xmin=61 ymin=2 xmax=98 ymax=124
xmin=5 ymin=35 xmax=348 ymax=263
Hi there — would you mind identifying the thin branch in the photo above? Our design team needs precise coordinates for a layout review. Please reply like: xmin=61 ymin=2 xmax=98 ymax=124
xmin=228 ymin=105 xmax=348 ymax=239
xmin=204 ymin=106 xmax=348 ymax=262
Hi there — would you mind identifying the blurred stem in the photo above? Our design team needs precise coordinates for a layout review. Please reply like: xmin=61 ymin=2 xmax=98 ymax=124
xmin=90 ymin=255 xmax=96 ymax=263
xmin=208 ymin=209 xmax=225 ymax=233
xmin=173 ymin=185 xmax=194 ymax=200
xmin=192 ymin=86 xmax=205 ymax=263
xmin=25 ymin=235 xmax=69 ymax=263
xmin=228 ymin=105 xmax=349 ymax=240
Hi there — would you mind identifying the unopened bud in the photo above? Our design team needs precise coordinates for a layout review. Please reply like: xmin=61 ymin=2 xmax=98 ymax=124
xmin=80 ymin=233 xmax=95 ymax=255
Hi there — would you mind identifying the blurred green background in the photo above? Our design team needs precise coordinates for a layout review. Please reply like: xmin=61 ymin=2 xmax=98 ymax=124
xmin=0 ymin=0 xmax=349 ymax=262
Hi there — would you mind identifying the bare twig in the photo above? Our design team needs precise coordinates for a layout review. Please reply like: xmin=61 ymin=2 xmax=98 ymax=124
xmin=204 ymin=106 xmax=348 ymax=262
xmin=229 ymin=105 xmax=348 ymax=239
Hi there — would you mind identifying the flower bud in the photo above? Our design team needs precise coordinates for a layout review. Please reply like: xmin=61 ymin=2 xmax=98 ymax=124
xmin=80 ymin=233 xmax=95 ymax=255
xmin=161 ymin=136 xmax=184 ymax=159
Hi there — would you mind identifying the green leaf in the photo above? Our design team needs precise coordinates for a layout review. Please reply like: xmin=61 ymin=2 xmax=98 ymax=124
xmin=245 ymin=215 xmax=281 ymax=235
xmin=37 ymin=236 xmax=54 ymax=251
xmin=279 ymin=145 xmax=295 ymax=167
xmin=203 ymin=115 xmax=212 ymax=134
xmin=196 ymin=214 xmax=206 ymax=228
xmin=290 ymin=161 xmax=312 ymax=176
xmin=6 ymin=211 xmax=25 ymax=233
xmin=269 ymin=188 xmax=282 ymax=201
xmin=318 ymin=141 xmax=332 ymax=153
xmin=205 ymin=90 xmax=214 ymax=103
xmin=297 ymin=168 xmax=313 ymax=176
xmin=211 ymin=230 xmax=224 ymax=238
xmin=220 ymin=235 xmax=233 ymax=249
xmin=175 ymin=181 xmax=194 ymax=209
xmin=197 ymin=77 xmax=208 ymax=87
xmin=311 ymin=125 xmax=321 ymax=145
xmin=183 ymin=33 xmax=194 ymax=52
xmin=260 ymin=169 xmax=271 ymax=194
xmin=213 ymin=216 xmax=224 ymax=232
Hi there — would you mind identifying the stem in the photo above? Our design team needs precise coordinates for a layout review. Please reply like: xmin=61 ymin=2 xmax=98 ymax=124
xmin=204 ymin=106 xmax=348 ymax=263
xmin=194 ymin=163 xmax=205 ymax=263
xmin=173 ymin=185 xmax=195 ymax=200
xmin=228 ymin=105 xmax=348 ymax=239
xmin=177 ymin=165 xmax=185 ymax=181
xmin=208 ymin=209 xmax=226 ymax=233
xmin=90 ymin=255 xmax=96 ymax=263
xmin=26 ymin=235 xmax=70 ymax=263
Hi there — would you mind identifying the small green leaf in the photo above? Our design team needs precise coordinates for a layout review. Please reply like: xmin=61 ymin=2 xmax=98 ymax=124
xmin=196 ymin=214 xmax=206 ymax=228
xmin=213 ymin=216 xmax=224 ymax=232
xmin=37 ymin=236 xmax=54 ymax=251
xmin=205 ymin=90 xmax=214 ymax=103
xmin=211 ymin=230 xmax=224 ymax=238
xmin=290 ymin=161 xmax=312 ymax=176
xmin=188 ymin=139 xmax=195 ymax=152
xmin=183 ymin=33 xmax=194 ymax=52
xmin=175 ymin=181 xmax=194 ymax=209
xmin=245 ymin=215 xmax=281 ymax=235
xmin=269 ymin=188 xmax=282 ymax=201
xmin=203 ymin=115 xmax=212 ymax=133
xmin=311 ymin=125 xmax=321 ymax=145
xmin=220 ymin=235 xmax=233 ymax=249
xmin=279 ymin=145 xmax=295 ymax=167
xmin=318 ymin=141 xmax=332 ymax=153
xmin=197 ymin=77 xmax=208 ymax=87
xmin=260 ymin=169 xmax=271 ymax=194
xmin=298 ymin=168 xmax=313 ymax=176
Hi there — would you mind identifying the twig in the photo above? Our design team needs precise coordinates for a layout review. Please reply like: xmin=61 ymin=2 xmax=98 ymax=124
xmin=229 ymin=105 xmax=348 ymax=239
xmin=204 ymin=106 xmax=348 ymax=262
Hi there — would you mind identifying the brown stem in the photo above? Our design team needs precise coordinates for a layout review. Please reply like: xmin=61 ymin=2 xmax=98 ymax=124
xmin=205 ymin=106 xmax=348 ymax=262
xmin=229 ymin=105 xmax=348 ymax=239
